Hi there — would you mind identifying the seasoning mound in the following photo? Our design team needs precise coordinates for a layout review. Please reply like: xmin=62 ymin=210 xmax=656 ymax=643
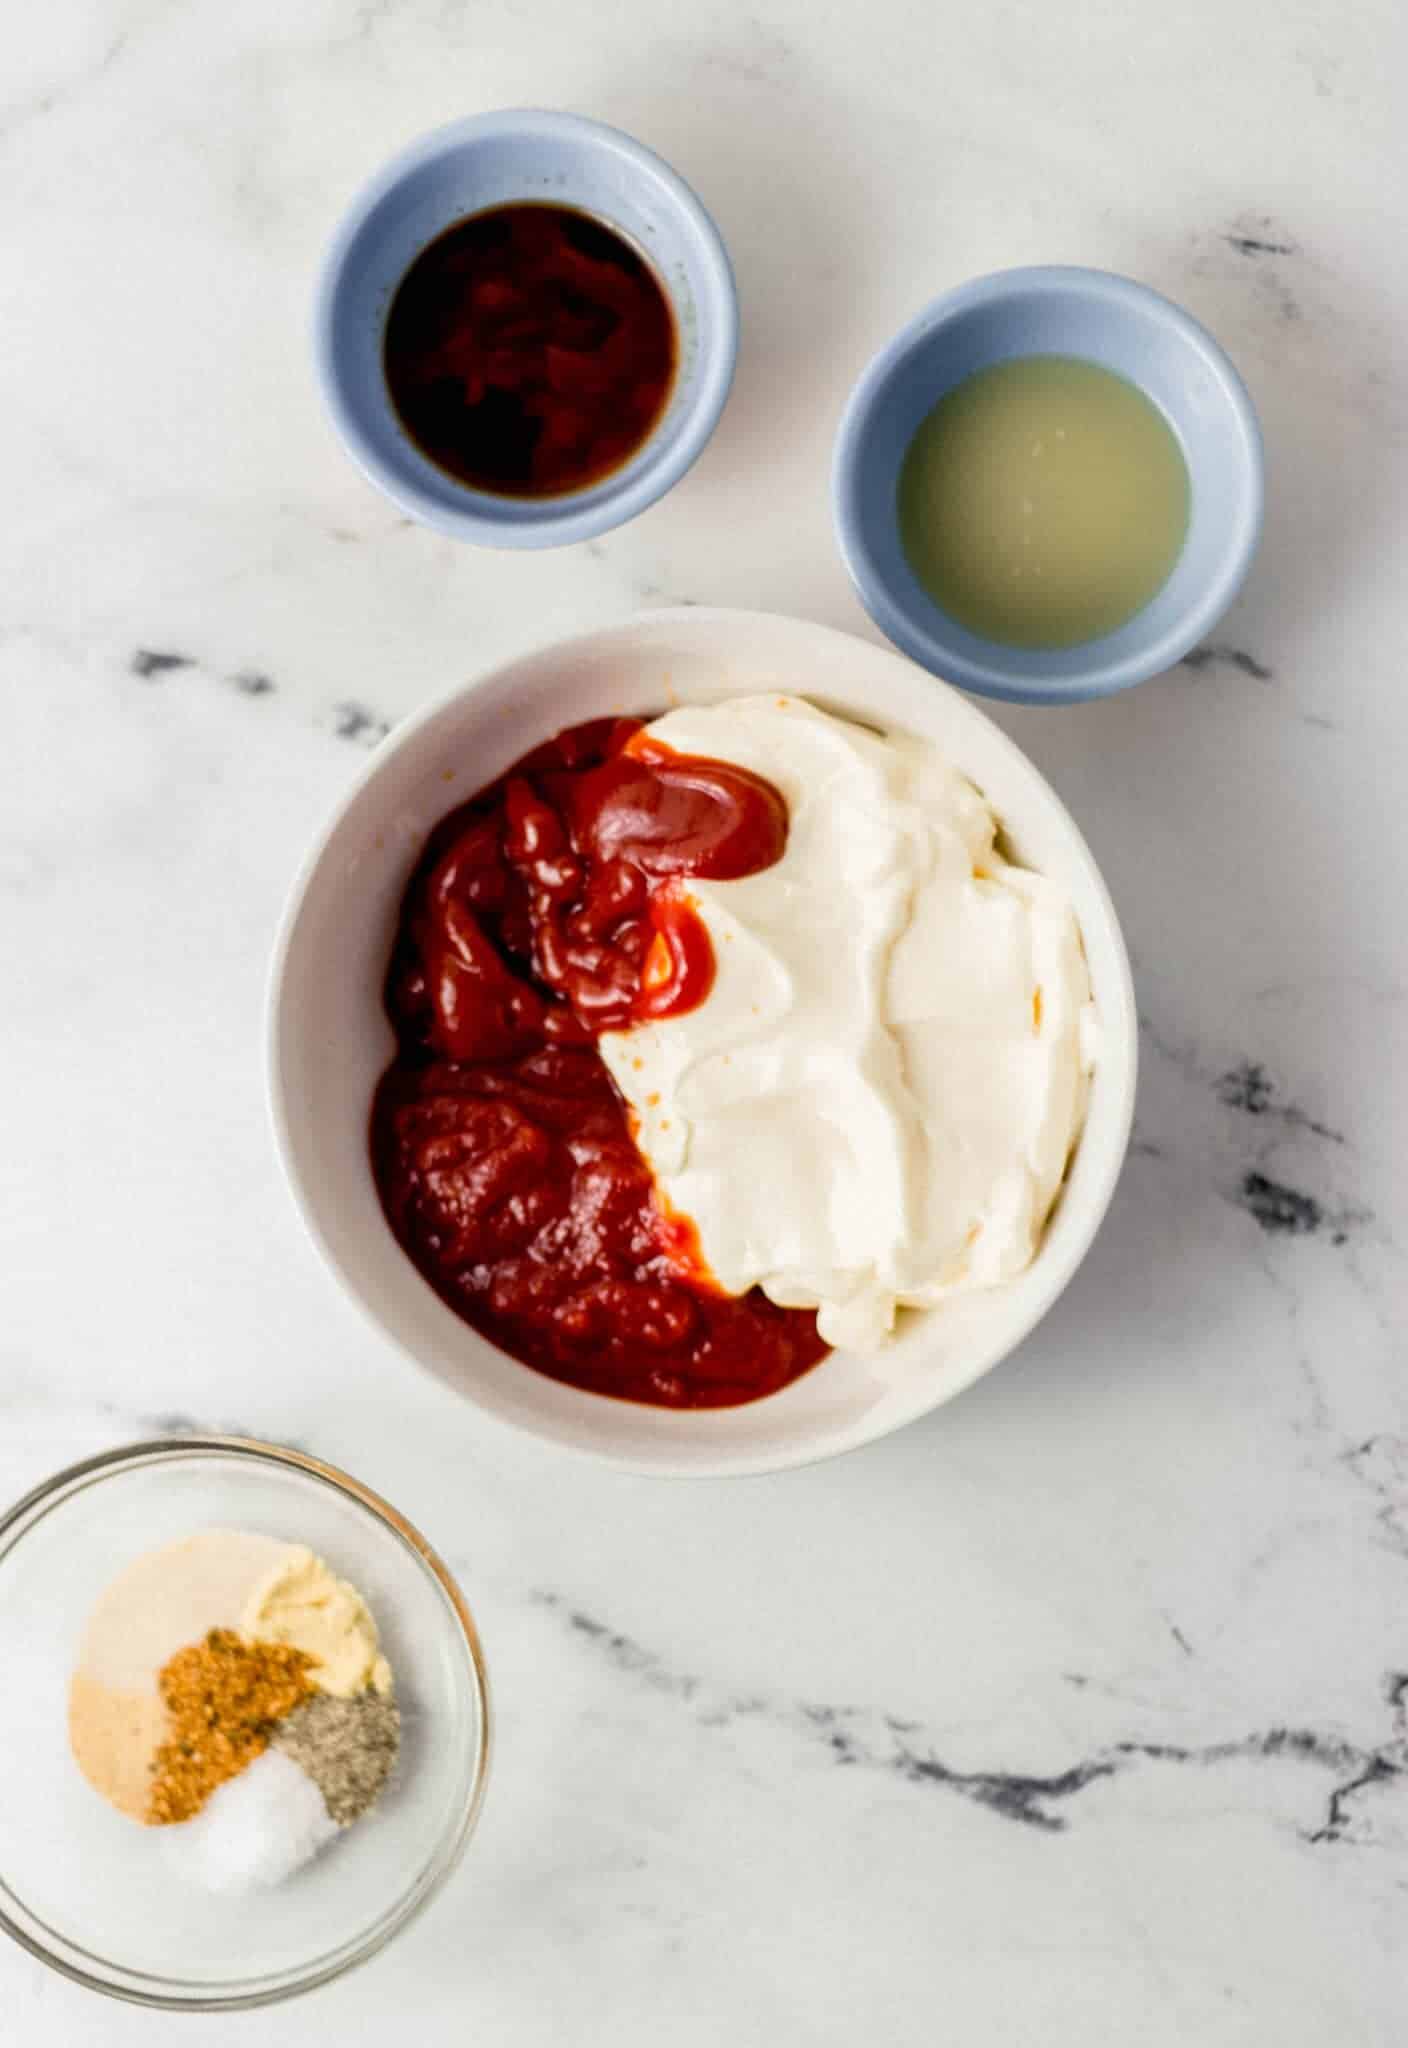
xmin=69 ymin=1529 xmax=402 ymax=1894
xmin=148 ymin=1629 xmax=316 ymax=1825
xmin=275 ymin=1691 xmax=401 ymax=1826
xmin=159 ymin=1748 xmax=339 ymax=1893
xmin=240 ymin=1545 xmax=392 ymax=1698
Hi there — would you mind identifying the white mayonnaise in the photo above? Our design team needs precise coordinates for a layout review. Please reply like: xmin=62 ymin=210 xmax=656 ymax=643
xmin=599 ymin=696 xmax=1097 ymax=1352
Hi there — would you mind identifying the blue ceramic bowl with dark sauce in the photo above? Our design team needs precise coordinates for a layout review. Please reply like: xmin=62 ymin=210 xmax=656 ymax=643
xmin=315 ymin=110 xmax=738 ymax=548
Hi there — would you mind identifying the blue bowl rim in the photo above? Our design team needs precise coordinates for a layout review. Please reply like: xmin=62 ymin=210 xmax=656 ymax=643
xmin=832 ymin=264 xmax=1265 ymax=703
xmin=313 ymin=108 xmax=739 ymax=549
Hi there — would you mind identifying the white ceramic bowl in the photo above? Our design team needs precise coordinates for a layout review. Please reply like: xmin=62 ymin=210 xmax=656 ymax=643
xmin=269 ymin=611 xmax=1136 ymax=1476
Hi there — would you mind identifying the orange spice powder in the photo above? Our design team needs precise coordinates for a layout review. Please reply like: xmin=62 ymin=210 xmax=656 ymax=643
xmin=147 ymin=1628 xmax=316 ymax=1825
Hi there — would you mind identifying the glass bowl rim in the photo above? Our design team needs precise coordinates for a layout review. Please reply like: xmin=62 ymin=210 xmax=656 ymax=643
xmin=0 ymin=1434 xmax=492 ymax=2011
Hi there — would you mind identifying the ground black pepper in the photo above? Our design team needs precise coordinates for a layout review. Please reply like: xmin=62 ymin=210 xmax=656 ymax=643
xmin=273 ymin=1690 xmax=400 ymax=1825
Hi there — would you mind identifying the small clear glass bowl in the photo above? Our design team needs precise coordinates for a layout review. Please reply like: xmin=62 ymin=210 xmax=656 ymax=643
xmin=0 ymin=1438 xmax=490 ymax=2010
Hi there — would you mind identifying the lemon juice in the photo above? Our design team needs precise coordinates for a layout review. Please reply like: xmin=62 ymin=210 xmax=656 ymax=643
xmin=897 ymin=355 xmax=1190 ymax=649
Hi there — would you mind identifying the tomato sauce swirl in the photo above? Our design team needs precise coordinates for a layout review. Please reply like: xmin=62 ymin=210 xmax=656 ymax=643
xmin=371 ymin=718 xmax=830 ymax=1408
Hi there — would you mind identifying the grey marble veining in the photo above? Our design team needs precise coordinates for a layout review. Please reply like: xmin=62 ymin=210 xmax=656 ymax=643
xmin=535 ymin=1589 xmax=1408 ymax=1842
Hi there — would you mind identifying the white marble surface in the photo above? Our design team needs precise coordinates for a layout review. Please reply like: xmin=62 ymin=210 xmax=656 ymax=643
xmin=4 ymin=0 xmax=1408 ymax=2038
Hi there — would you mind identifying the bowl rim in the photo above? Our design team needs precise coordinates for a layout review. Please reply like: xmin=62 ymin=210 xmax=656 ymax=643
xmin=0 ymin=1435 xmax=492 ymax=2012
xmin=832 ymin=263 xmax=1265 ymax=703
xmin=312 ymin=107 xmax=739 ymax=549
xmin=266 ymin=606 xmax=1138 ymax=1479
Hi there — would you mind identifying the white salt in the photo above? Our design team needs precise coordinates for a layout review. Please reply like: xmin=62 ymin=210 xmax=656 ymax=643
xmin=159 ymin=1748 xmax=338 ymax=1894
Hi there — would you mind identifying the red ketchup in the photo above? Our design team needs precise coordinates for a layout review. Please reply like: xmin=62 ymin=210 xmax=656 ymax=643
xmin=371 ymin=718 xmax=831 ymax=1408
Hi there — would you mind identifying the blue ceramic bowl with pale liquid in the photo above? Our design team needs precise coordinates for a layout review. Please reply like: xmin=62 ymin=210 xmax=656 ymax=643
xmin=833 ymin=266 xmax=1264 ymax=704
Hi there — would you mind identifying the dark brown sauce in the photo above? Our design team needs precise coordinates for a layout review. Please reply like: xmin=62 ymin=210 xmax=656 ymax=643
xmin=382 ymin=204 xmax=677 ymax=499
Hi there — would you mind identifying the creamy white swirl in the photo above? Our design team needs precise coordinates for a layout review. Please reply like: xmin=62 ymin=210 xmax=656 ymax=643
xmin=599 ymin=696 xmax=1098 ymax=1351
